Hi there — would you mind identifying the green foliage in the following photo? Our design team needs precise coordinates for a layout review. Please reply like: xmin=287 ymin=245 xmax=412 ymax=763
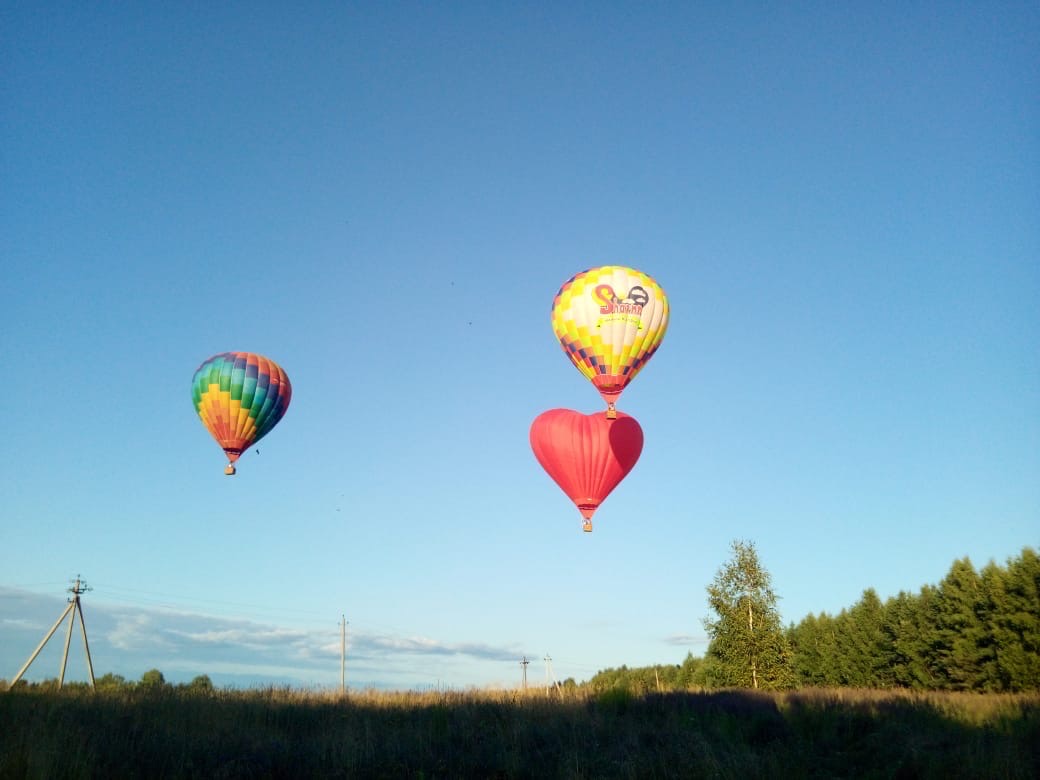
xmin=788 ymin=547 xmax=1040 ymax=693
xmin=879 ymin=588 xmax=936 ymax=688
xmin=704 ymin=540 xmax=794 ymax=690
xmin=140 ymin=668 xmax=166 ymax=688
xmin=928 ymin=557 xmax=990 ymax=690
xmin=989 ymin=547 xmax=1040 ymax=691
xmin=96 ymin=673 xmax=127 ymax=691
xmin=188 ymin=674 xmax=214 ymax=693
xmin=586 ymin=662 xmax=692 ymax=693
xmin=837 ymin=588 xmax=886 ymax=686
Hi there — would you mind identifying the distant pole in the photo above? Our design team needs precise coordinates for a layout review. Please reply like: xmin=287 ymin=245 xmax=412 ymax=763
xmin=10 ymin=576 xmax=95 ymax=689
xmin=543 ymin=654 xmax=561 ymax=695
xmin=340 ymin=615 xmax=347 ymax=694
xmin=520 ymin=656 xmax=529 ymax=691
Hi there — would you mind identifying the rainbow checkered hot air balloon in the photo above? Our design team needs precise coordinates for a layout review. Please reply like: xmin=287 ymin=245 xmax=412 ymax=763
xmin=551 ymin=265 xmax=668 ymax=417
xmin=191 ymin=352 xmax=292 ymax=475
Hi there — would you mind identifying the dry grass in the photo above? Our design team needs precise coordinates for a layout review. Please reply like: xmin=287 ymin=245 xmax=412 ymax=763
xmin=2 ymin=684 xmax=1037 ymax=778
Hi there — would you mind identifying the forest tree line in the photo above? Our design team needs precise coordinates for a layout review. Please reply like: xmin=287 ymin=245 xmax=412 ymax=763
xmin=787 ymin=546 xmax=1039 ymax=692
xmin=589 ymin=545 xmax=1039 ymax=694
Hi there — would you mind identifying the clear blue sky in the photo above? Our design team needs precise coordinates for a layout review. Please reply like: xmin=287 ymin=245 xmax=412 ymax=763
xmin=2 ymin=3 xmax=1037 ymax=689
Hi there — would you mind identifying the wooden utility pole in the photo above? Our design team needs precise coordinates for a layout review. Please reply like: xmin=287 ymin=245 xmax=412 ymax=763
xmin=340 ymin=614 xmax=348 ymax=694
xmin=10 ymin=577 xmax=96 ymax=689
xmin=543 ymin=654 xmax=561 ymax=695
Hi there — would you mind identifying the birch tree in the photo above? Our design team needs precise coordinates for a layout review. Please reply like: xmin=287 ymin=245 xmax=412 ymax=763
xmin=704 ymin=539 xmax=792 ymax=689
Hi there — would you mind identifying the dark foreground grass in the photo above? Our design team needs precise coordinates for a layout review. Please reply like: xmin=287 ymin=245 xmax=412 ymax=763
xmin=1 ymin=686 xmax=1037 ymax=779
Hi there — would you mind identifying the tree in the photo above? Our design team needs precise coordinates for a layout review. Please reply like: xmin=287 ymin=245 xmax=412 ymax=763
xmin=140 ymin=669 xmax=166 ymax=688
xmin=96 ymin=673 xmax=128 ymax=691
xmin=188 ymin=674 xmax=214 ymax=693
xmin=927 ymin=557 xmax=988 ymax=690
xmin=988 ymin=547 xmax=1040 ymax=691
xmin=880 ymin=589 xmax=935 ymax=689
xmin=835 ymin=589 xmax=886 ymax=686
xmin=675 ymin=652 xmax=703 ymax=688
xmin=704 ymin=540 xmax=793 ymax=689
xmin=788 ymin=612 xmax=840 ymax=686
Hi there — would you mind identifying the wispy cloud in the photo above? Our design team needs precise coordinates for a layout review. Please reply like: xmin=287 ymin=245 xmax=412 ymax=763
xmin=358 ymin=634 xmax=518 ymax=662
xmin=663 ymin=633 xmax=709 ymax=647
xmin=1 ymin=617 xmax=38 ymax=629
xmin=109 ymin=614 xmax=176 ymax=651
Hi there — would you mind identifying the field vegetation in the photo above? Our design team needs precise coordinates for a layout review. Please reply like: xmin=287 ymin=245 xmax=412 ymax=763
xmin=1 ymin=683 xmax=1037 ymax=778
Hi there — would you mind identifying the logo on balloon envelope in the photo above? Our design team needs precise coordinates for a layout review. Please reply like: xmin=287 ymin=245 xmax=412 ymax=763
xmin=594 ymin=284 xmax=649 ymax=329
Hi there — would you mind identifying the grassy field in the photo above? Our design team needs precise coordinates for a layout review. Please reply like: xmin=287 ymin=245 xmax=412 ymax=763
xmin=1 ymin=685 xmax=1037 ymax=778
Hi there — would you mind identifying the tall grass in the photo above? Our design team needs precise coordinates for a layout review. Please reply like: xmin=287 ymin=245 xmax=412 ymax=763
xmin=1 ymin=685 xmax=1037 ymax=778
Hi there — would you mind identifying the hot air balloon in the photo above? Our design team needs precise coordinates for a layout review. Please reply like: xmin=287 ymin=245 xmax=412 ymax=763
xmin=529 ymin=408 xmax=643 ymax=532
xmin=191 ymin=352 xmax=292 ymax=475
xmin=551 ymin=265 xmax=668 ymax=418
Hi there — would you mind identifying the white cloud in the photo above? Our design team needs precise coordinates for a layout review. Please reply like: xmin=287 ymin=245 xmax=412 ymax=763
xmin=108 ymin=614 xmax=174 ymax=651
xmin=663 ymin=633 xmax=709 ymax=646
xmin=1 ymin=617 xmax=39 ymax=629
xmin=166 ymin=626 xmax=310 ymax=649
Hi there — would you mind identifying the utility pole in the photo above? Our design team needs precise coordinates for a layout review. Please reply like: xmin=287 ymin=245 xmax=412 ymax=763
xmin=10 ymin=576 xmax=96 ymax=689
xmin=520 ymin=656 xmax=529 ymax=691
xmin=340 ymin=614 xmax=348 ymax=694
xmin=543 ymin=654 xmax=561 ymax=695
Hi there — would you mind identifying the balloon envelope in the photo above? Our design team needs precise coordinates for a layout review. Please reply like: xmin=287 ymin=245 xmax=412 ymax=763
xmin=191 ymin=352 xmax=292 ymax=473
xmin=529 ymin=408 xmax=643 ymax=530
xmin=551 ymin=265 xmax=668 ymax=408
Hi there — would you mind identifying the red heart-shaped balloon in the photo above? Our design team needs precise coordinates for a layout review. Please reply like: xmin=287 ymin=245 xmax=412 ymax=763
xmin=529 ymin=408 xmax=644 ymax=531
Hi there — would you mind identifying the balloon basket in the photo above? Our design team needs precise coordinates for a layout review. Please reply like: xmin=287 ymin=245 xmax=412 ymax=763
xmin=224 ymin=464 xmax=236 ymax=476
xmin=582 ymin=520 xmax=593 ymax=532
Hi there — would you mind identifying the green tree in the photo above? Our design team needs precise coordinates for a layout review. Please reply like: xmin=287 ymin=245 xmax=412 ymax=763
xmin=835 ymin=589 xmax=886 ymax=686
xmin=788 ymin=612 xmax=842 ymax=686
xmin=675 ymin=653 xmax=702 ymax=688
xmin=880 ymin=589 xmax=934 ymax=689
xmin=704 ymin=539 xmax=793 ymax=689
xmin=988 ymin=547 xmax=1040 ymax=691
xmin=188 ymin=674 xmax=214 ymax=693
xmin=928 ymin=557 xmax=988 ymax=690
xmin=96 ymin=672 xmax=128 ymax=691
xmin=140 ymin=669 xmax=166 ymax=689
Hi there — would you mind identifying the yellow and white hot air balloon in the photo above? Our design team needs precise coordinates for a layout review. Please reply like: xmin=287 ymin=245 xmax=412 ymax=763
xmin=550 ymin=265 xmax=668 ymax=417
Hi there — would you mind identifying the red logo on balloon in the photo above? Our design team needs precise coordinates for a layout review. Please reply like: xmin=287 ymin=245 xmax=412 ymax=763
xmin=594 ymin=284 xmax=649 ymax=316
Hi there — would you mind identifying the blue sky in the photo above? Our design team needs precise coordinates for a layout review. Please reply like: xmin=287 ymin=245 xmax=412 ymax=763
xmin=2 ymin=3 xmax=1037 ymax=689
